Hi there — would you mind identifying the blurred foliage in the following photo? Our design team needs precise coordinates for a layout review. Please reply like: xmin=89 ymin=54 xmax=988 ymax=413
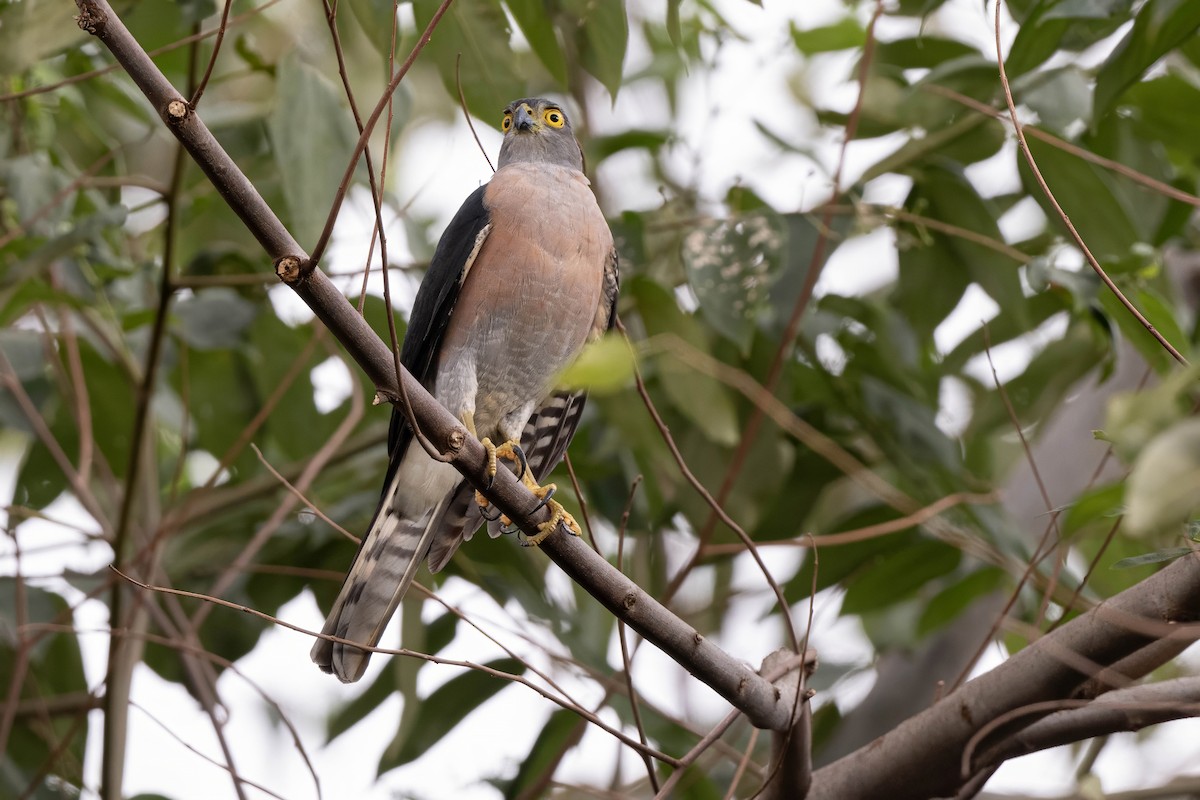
xmin=2 ymin=0 xmax=1200 ymax=797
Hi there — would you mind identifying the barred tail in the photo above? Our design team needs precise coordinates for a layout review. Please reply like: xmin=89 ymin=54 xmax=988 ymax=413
xmin=310 ymin=494 xmax=451 ymax=683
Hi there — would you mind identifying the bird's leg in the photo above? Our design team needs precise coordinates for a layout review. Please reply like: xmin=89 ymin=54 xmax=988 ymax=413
xmin=466 ymin=412 xmax=533 ymax=523
xmin=463 ymin=413 xmax=578 ymax=544
xmin=474 ymin=440 xmax=529 ymax=525
xmin=464 ymin=411 xmax=502 ymax=521
xmin=521 ymin=484 xmax=581 ymax=546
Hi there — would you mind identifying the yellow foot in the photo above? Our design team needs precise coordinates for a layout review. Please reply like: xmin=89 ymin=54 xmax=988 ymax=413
xmin=521 ymin=496 xmax=582 ymax=547
xmin=475 ymin=437 xmax=529 ymax=522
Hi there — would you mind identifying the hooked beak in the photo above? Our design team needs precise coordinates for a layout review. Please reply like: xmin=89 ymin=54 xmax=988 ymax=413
xmin=513 ymin=103 xmax=536 ymax=132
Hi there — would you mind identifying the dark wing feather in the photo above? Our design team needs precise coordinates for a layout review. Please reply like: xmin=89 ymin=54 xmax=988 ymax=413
xmin=377 ymin=185 xmax=490 ymax=495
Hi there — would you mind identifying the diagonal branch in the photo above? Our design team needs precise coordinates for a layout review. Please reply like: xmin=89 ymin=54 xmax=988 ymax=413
xmin=76 ymin=0 xmax=805 ymax=732
xmin=807 ymin=552 xmax=1200 ymax=800
xmin=968 ymin=677 xmax=1200 ymax=775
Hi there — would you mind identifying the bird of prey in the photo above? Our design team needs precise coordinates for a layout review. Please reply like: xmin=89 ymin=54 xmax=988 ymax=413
xmin=312 ymin=98 xmax=619 ymax=683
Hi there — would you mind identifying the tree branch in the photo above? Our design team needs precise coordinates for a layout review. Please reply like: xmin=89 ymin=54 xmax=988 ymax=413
xmin=808 ymin=552 xmax=1200 ymax=799
xmin=76 ymin=0 xmax=805 ymax=732
xmin=971 ymin=676 xmax=1200 ymax=771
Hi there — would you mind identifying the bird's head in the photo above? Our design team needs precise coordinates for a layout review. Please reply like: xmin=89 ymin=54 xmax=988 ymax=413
xmin=496 ymin=97 xmax=585 ymax=172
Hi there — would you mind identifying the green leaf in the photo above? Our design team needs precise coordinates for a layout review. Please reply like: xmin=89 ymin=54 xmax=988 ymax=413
xmin=906 ymin=164 xmax=1026 ymax=316
xmin=180 ymin=346 xmax=259 ymax=469
xmin=268 ymin=54 xmax=359 ymax=248
xmin=630 ymin=278 xmax=741 ymax=447
xmin=506 ymin=0 xmax=568 ymax=85
xmin=504 ymin=709 xmax=583 ymax=799
xmin=682 ymin=212 xmax=785 ymax=353
xmin=1125 ymin=418 xmax=1200 ymax=535
xmin=1062 ymin=482 xmax=1125 ymax=537
xmin=787 ymin=515 xmax=922 ymax=603
xmin=0 ymin=329 xmax=49 ymax=432
xmin=874 ymin=35 xmax=978 ymax=69
xmin=1020 ymin=136 xmax=1142 ymax=260
xmin=588 ymin=129 xmax=671 ymax=160
xmin=767 ymin=213 xmax=847 ymax=339
xmin=346 ymin=0 xmax=399 ymax=57
xmin=1005 ymin=0 xmax=1135 ymax=78
xmin=917 ymin=568 xmax=1006 ymax=635
xmin=0 ymin=0 xmax=86 ymax=72
xmin=556 ymin=333 xmax=636 ymax=393
xmin=0 ymin=583 xmax=89 ymax=795
xmin=414 ymin=0 xmax=526 ymax=122
xmin=1112 ymin=546 xmax=1195 ymax=569
xmin=841 ymin=538 xmax=961 ymax=615
xmin=1095 ymin=288 xmax=1176 ymax=375
xmin=246 ymin=312 xmax=340 ymax=462
xmin=666 ymin=0 xmax=682 ymax=48
xmin=173 ymin=288 xmax=258 ymax=350
xmin=790 ymin=18 xmax=866 ymax=54
xmin=1124 ymin=75 xmax=1200 ymax=160
xmin=379 ymin=658 xmax=524 ymax=771
xmin=861 ymin=377 xmax=960 ymax=471
xmin=1093 ymin=0 xmax=1200 ymax=120
xmin=1021 ymin=67 xmax=1093 ymax=132
xmin=1133 ymin=287 xmax=1189 ymax=362
xmin=569 ymin=0 xmax=628 ymax=98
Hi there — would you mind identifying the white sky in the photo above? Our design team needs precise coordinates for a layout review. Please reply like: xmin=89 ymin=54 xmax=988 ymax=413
xmin=4 ymin=0 xmax=1198 ymax=798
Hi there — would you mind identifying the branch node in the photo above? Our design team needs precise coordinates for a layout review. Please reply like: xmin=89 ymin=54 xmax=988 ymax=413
xmin=274 ymin=255 xmax=303 ymax=283
xmin=447 ymin=427 xmax=466 ymax=452
xmin=622 ymin=591 xmax=637 ymax=610
xmin=165 ymin=98 xmax=190 ymax=122
xmin=75 ymin=0 xmax=106 ymax=35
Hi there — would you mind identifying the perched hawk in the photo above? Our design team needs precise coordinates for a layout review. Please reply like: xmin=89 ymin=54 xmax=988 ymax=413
xmin=312 ymin=98 xmax=619 ymax=682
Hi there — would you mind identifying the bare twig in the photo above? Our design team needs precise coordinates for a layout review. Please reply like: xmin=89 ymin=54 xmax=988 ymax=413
xmin=617 ymin=319 xmax=803 ymax=655
xmin=993 ymin=0 xmax=1187 ymax=366
xmin=188 ymin=0 xmax=234 ymax=107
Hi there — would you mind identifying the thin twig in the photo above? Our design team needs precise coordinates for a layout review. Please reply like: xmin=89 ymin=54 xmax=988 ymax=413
xmin=617 ymin=320 xmax=802 ymax=655
xmin=456 ymin=53 xmax=495 ymax=173
xmin=250 ymin=444 xmax=357 ymax=542
xmin=614 ymin=476 xmax=658 ymax=792
xmin=188 ymin=0 xmax=234 ymax=107
xmin=993 ymin=0 xmax=1187 ymax=366
xmin=305 ymin=0 xmax=457 ymax=270
xmin=701 ymin=492 xmax=999 ymax=553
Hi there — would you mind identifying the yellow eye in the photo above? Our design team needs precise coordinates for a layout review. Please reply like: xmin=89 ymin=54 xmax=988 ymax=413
xmin=543 ymin=108 xmax=565 ymax=128
xmin=502 ymin=113 xmax=513 ymax=132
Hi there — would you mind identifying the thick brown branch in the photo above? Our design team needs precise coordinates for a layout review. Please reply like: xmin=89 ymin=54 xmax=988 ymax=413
xmin=77 ymin=0 xmax=803 ymax=732
xmin=972 ymin=677 xmax=1200 ymax=770
xmin=808 ymin=553 xmax=1200 ymax=799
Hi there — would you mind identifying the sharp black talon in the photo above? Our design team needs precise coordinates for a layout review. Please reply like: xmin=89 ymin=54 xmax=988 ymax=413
xmin=500 ymin=521 xmax=521 ymax=536
xmin=530 ymin=484 xmax=557 ymax=514
xmin=480 ymin=503 xmax=502 ymax=522
xmin=513 ymin=444 xmax=529 ymax=479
